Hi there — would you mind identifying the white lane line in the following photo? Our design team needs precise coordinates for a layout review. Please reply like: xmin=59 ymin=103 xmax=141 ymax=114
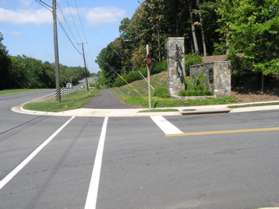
xmin=151 ymin=116 xmax=183 ymax=135
xmin=84 ymin=117 xmax=109 ymax=209
xmin=0 ymin=116 xmax=75 ymax=190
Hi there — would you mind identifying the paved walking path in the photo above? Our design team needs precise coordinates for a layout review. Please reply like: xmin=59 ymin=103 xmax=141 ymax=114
xmin=85 ymin=89 xmax=133 ymax=109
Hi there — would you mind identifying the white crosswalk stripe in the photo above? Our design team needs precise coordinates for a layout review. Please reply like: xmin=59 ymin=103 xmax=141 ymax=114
xmin=151 ymin=116 xmax=183 ymax=135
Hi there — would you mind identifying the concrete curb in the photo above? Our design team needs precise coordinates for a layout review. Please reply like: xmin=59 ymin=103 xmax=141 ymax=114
xmin=11 ymin=95 xmax=279 ymax=117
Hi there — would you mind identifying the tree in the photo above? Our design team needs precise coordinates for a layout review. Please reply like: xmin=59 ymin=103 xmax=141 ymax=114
xmin=96 ymin=0 xmax=224 ymax=86
xmin=0 ymin=33 xmax=12 ymax=89
xmin=217 ymin=0 xmax=279 ymax=91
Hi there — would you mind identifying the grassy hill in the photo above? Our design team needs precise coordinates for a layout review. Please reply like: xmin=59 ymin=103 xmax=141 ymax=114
xmin=113 ymin=71 xmax=168 ymax=98
xmin=113 ymin=71 xmax=236 ymax=108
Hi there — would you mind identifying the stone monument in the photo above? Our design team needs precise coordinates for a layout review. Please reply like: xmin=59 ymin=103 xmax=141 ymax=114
xmin=190 ymin=61 xmax=231 ymax=97
xmin=166 ymin=37 xmax=185 ymax=97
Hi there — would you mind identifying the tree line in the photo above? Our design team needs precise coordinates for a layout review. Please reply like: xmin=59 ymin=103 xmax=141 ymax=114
xmin=0 ymin=33 xmax=87 ymax=90
xmin=96 ymin=0 xmax=279 ymax=89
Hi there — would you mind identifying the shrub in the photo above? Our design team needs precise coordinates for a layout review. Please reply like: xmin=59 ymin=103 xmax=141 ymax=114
xmin=113 ymin=76 xmax=126 ymax=87
xmin=185 ymin=54 xmax=202 ymax=75
xmin=152 ymin=60 xmax=167 ymax=74
xmin=179 ymin=73 xmax=212 ymax=96
xmin=153 ymin=87 xmax=170 ymax=98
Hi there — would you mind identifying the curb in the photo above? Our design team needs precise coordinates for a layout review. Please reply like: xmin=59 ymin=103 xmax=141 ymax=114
xmin=11 ymin=95 xmax=279 ymax=118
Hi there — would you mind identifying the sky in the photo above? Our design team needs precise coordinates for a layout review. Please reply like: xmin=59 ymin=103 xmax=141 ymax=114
xmin=0 ymin=0 xmax=140 ymax=72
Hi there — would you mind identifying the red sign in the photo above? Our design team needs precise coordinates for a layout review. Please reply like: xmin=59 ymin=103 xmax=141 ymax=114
xmin=146 ymin=54 xmax=152 ymax=69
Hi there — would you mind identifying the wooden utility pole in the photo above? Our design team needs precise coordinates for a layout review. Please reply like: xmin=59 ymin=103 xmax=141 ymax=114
xmin=52 ymin=0 xmax=61 ymax=102
xmin=146 ymin=45 xmax=152 ymax=109
xmin=81 ymin=42 xmax=89 ymax=91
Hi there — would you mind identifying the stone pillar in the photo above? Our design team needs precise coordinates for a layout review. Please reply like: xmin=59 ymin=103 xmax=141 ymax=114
xmin=213 ymin=61 xmax=231 ymax=97
xmin=166 ymin=37 xmax=185 ymax=97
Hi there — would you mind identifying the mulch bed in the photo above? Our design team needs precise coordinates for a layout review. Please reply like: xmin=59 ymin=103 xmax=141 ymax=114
xmin=232 ymin=91 xmax=279 ymax=103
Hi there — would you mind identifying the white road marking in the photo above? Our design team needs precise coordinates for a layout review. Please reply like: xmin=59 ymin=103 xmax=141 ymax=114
xmin=151 ymin=116 xmax=183 ymax=135
xmin=0 ymin=116 xmax=75 ymax=190
xmin=84 ymin=117 xmax=109 ymax=209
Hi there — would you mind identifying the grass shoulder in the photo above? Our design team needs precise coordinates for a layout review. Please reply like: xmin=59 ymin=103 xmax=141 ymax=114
xmin=119 ymin=95 xmax=237 ymax=108
xmin=24 ymin=89 xmax=98 ymax=112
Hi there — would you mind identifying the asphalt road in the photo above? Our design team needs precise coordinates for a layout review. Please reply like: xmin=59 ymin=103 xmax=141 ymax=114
xmin=0 ymin=90 xmax=279 ymax=209
xmin=85 ymin=89 xmax=133 ymax=109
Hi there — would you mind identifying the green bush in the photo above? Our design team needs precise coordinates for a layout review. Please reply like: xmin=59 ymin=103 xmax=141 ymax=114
xmin=179 ymin=73 xmax=212 ymax=96
xmin=152 ymin=60 xmax=167 ymax=74
xmin=112 ymin=76 xmax=126 ymax=87
xmin=185 ymin=54 xmax=202 ymax=75
xmin=153 ymin=87 xmax=170 ymax=98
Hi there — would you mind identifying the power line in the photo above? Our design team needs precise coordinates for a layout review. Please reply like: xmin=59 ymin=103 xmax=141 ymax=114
xmin=35 ymin=0 xmax=82 ymax=55
xmin=57 ymin=3 xmax=80 ymax=46
xmin=71 ymin=0 xmax=88 ymax=44
xmin=36 ymin=0 xmax=52 ymax=11
xmin=58 ymin=20 xmax=82 ymax=55
xmin=63 ymin=0 xmax=84 ymax=43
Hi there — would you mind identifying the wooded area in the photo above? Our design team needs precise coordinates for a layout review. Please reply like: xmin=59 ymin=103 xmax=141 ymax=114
xmin=96 ymin=0 xmax=279 ymax=89
xmin=0 ymin=33 xmax=86 ymax=90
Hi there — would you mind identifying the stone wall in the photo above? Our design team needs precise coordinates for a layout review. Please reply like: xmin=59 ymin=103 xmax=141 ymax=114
xmin=190 ymin=61 xmax=231 ymax=97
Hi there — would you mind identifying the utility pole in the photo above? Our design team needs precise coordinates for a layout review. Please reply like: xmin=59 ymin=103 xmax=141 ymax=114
xmin=80 ymin=42 xmax=89 ymax=91
xmin=146 ymin=45 xmax=152 ymax=109
xmin=52 ymin=0 xmax=61 ymax=102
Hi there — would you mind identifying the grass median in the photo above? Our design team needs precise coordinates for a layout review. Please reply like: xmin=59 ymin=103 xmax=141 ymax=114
xmin=24 ymin=89 xmax=97 ymax=112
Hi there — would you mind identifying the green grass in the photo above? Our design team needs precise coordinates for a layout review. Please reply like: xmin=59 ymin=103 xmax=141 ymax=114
xmin=24 ymin=89 xmax=98 ymax=112
xmin=229 ymin=102 xmax=279 ymax=109
xmin=113 ymin=71 xmax=237 ymax=108
xmin=0 ymin=89 xmax=34 ymax=96
xmin=121 ymin=96 xmax=236 ymax=108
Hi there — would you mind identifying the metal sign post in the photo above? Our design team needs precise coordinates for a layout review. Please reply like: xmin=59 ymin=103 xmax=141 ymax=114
xmin=146 ymin=45 xmax=152 ymax=109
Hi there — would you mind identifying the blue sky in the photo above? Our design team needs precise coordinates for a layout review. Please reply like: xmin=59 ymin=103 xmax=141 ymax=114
xmin=0 ymin=0 xmax=140 ymax=72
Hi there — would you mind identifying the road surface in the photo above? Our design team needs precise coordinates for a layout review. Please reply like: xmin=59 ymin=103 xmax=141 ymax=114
xmin=85 ymin=89 xmax=133 ymax=109
xmin=0 ymin=89 xmax=279 ymax=209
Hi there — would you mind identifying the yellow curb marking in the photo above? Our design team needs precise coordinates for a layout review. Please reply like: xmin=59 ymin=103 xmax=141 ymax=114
xmin=167 ymin=127 xmax=279 ymax=137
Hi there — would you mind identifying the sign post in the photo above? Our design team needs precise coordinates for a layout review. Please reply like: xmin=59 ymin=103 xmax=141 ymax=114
xmin=146 ymin=45 xmax=152 ymax=109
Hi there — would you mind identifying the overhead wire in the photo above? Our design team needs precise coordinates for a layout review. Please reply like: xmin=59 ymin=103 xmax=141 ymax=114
xmin=57 ymin=3 xmax=80 ymax=45
xmin=64 ymin=0 xmax=84 ymax=43
xmin=71 ymin=0 xmax=88 ymax=44
xmin=35 ymin=0 xmax=82 ymax=55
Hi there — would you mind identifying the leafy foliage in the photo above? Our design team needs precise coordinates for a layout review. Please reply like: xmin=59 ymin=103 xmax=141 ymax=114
xmin=217 ymin=0 xmax=279 ymax=76
xmin=96 ymin=0 xmax=221 ymax=87
xmin=179 ymin=73 xmax=212 ymax=96
xmin=184 ymin=53 xmax=203 ymax=75
xmin=0 ymin=33 xmax=12 ymax=89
